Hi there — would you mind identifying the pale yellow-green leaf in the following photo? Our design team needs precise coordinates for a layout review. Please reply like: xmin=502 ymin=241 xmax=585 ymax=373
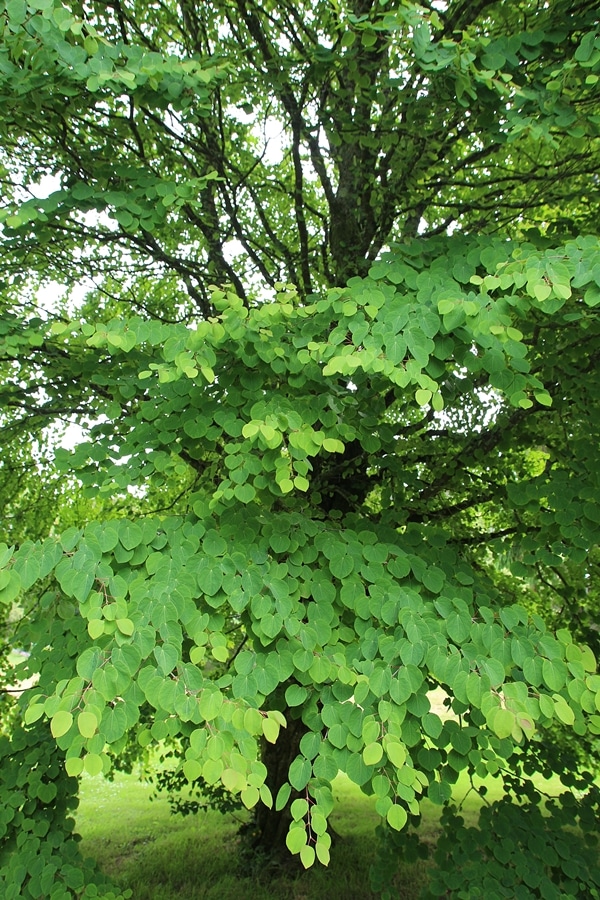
xmin=262 ymin=717 xmax=280 ymax=743
xmin=84 ymin=753 xmax=104 ymax=776
xmin=386 ymin=804 xmax=408 ymax=831
xmin=77 ymin=711 xmax=98 ymax=739
xmin=51 ymin=710 xmax=73 ymax=739
xmin=183 ymin=759 xmax=203 ymax=782
xmin=384 ymin=739 xmax=407 ymax=768
xmin=241 ymin=786 xmax=260 ymax=809
xmin=363 ymin=741 xmax=383 ymax=766
xmin=65 ymin=757 xmax=84 ymax=777
xmin=221 ymin=767 xmax=246 ymax=793
xmin=300 ymin=844 xmax=316 ymax=868
xmin=87 ymin=619 xmax=105 ymax=639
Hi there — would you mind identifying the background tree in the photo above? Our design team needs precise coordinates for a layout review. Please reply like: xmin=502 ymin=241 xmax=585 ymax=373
xmin=1 ymin=1 xmax=600 ymax=898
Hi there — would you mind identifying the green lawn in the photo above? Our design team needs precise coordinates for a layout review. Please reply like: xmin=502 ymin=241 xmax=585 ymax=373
xmin=77 ymin=772 xmax=430 ymax=900
xmin=76 ymin=764 xmax=571 ymax=900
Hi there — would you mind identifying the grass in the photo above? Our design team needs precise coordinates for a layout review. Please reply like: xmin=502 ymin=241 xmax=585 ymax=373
xmin=72 ymin=691 xmax=495 ymax=898
xmin=76 ymin=761 xmax=573 ymax=900
xmin=11 ymin=674 xmax=572 ymax=899
xmin=77 ymin=771 xmax=430 ymax=899
xmin=4 ymin=668 xmax=590 ymax=896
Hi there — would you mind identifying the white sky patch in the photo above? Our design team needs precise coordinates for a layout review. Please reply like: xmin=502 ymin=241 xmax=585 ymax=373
xmin=261 ymin=117 xmax=286 ymax=166
xmin=35 ymin=280 xmax=93 ymax=317
xmin=48 ymin=419 xmax=88 ymax=453
xmin=230 ymin=106 xmax=287 ymax=166
xmin=28 ymin=174 xmax=61 ymax=199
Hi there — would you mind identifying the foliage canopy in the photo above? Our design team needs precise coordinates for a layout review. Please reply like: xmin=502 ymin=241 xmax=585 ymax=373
xmin=1 ymin=1 xmax=600 ymax=897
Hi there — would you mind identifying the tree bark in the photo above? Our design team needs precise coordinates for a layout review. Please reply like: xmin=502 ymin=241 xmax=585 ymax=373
xmin=251 ymin=711 xmax=309 ymax=858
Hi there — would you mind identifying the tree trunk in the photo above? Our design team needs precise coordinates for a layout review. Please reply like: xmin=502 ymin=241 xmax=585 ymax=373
xmin=250 ymin=711 xmax=308 ymax=859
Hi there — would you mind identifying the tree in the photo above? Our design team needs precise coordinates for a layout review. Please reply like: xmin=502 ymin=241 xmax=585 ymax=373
xmin=1 ymin=0 xmax=600 ymax=897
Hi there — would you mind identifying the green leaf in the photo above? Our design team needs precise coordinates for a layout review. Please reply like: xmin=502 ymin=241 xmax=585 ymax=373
xmin=84 ymin=753 xmax=104 ymax=776
xmin=385 ymin=334 xmax=408 ymax=365
xmin=197 ymin=559 xmax=224 ymax=596
xmin=285 ymin=684 xmax=308 ymax=706
xmin=65 ymin=757 xmax=84 ymax=777
xmin=584 ymin=284 xmax=600 ymax=307
xmin=98 ymin=525 xmax=120 ymax=552
xmin=553 ymin=695 xmax=575 ymax=725
xmin=202 ymin=530 xmax=228 ymax=557
xmin=294 ymin=475 xmax=310 ymax=492
xmin=533 ymin=282 xmax=552 ymax=302
xmin=234 ymin=483 xmax=256 ymax=503
xmin=481 ymin=658 xmax=505 ymax=688
xmin=316 ymin=836 xmax=331 ymax=865
xmin=386 ymin=804 xmax=408 ymax=831
xmin=490 ymin=708 xmax=515 ymax=739
xmin=300 ymin=731 xmax=321 ymax=760
xmin=77 ymin=711 xmax=98 ymax=738
xmin=112 ymin=644 xmax=142 ymax=676
xmin=275 ymin=783 xmax=292 ymax=811
xmin=24 ymin=703 xmax=46 ymax=725
xmin=198 ymin=690 xmax=223 ymax=721
xmin=580 ymin=645 xmax=596 ymax=673
xmin=363 ymin=742 xmax=383 ymax=766
xmin=183 ymin=759 xmax=203 ymax=782
xmin=0 ymin=569 xmax=21 ymax=605
xmin=260 ymin=784 xmax=273 ymax=809
xmin=87 ymin=619 xmax=105 ymax=639
xmin=102 ymin=704 xmax=128 ymax=742
xmin=262 ymin=717 xmax=280 ymax=743
xmin=51 ymin=710 xmax=73 ymax=738
xmin=422 ymin=567 xmax=445 ymax=594
xmin=203 ymin=758 xmax=224 ymax=784
xmin=119 ymin=521 xmax=143 ymax=550
xmin=300 ymin=844 xmax=316 ymax=868
xmin=446 ymin=611 xmax=471 ymax=644
xmin=13 ymin=551 xmax=41 ymax=590
xmin=322 ymin=438 xmax=345 ymax=453
xmin=428 ymin=781 xmax=452 ymax=805
xmin=241 ymin=786 xmax=260 ymax=809
xmin=77 ymin=647 xmax=104 ymax=681
xmin=543 ymin=658 xmax=567 ymax=692
xmin=289 ymin=756 xmax=312 ymax=791
xmin=385 ymin=740 xmax=407 ymax=768
xmin=346 ymin=752 xmax=373 ymax=786
xmin=116 ymin=617 xmax=134 ymax=636
xmin=286 ymin=823 xmax=306 ymax=854
xmin=222 ymin=767 xmax=247 ymax=793
xmin=154 ymin=643 xmax=179 ymax=675
xmin=291 ymin=798 xmax=309 ymax=820
xmin=329 ymin=554 xmax=354 ymax=579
